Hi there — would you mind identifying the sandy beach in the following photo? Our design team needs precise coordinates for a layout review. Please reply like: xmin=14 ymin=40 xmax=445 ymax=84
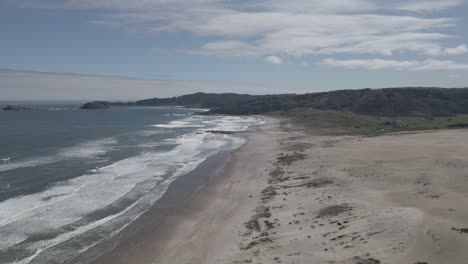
xmin=89 ymin=116 xmax=468 ymax=264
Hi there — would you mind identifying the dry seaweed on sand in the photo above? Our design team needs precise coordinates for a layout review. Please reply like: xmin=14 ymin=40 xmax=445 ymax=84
xmin=276 ymin=152 xmax=309 ymax=166
xmin=244 ymin=206 xmax=272 ymax=231
xmin=280 ymin=178 xmax=333 ymax=189
xmin=240 ymin=237 xmax=273 ymax=251
xmin=261 ymin=186 xmax=279 ymax=201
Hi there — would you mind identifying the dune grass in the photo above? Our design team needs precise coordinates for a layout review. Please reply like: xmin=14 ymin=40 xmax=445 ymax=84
xmin=272 ymin=108 xmax=468 ymax=136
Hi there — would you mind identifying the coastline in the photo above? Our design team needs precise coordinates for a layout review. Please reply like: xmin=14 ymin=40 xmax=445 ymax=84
xmin=77 ymin=115 xmax=468 ymax=264
xmin=84 ymin=116 xmax=281 ymax=264
xmin=68 ymin=150 xmax=234 ymax=264
xmin=68 ymin=116 xmax=279 ymax=264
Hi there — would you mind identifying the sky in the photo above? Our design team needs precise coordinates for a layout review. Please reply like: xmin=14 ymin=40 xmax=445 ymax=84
xmin=1 ymin=0 xmax=468 ymax=100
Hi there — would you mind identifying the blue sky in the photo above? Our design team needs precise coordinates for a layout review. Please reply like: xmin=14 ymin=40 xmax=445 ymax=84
xmin=1 ymin=0 xmax=468 ymax=100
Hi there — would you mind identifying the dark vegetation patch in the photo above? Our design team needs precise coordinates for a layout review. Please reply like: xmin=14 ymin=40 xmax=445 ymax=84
xmin=317 ymin=204 xmax=353 ymax=218
xmin=451 ymin=227 xmax=468 ymax=234
xmin=446 ymin=123 xmax=468 ymax=128
xmin=353 ymin=256 xmax=381 ymax=264
xmin=279 ymin=109 xmax=468 ymax=136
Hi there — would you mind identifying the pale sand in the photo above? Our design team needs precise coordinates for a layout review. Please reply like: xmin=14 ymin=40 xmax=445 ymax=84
xmin=93 ymin=116 xmax=468 ymax=264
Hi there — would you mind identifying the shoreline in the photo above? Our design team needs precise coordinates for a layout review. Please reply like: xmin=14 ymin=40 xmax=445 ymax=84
xmin=80 ymin=116 xmax=281 ymax=264
xmin=68 ymin=117 xmax=273 ymax=264
xmin=76 ymin=116 xmax=468 ymax=264
xmin=68 ymin=145 xmax=238 ymax=264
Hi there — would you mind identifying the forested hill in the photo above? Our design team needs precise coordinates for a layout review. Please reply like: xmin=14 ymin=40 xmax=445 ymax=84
xmin=208 ymin=88 xmax=468 ymax=117
xmin=82 ymin=88 xmax=468 ymax=117
xmin=110 ymin=92 xmax=270 ymax=108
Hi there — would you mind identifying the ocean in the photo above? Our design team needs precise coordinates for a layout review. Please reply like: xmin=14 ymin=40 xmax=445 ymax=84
xmin=0 ymin=102 xmax=262 ymax=264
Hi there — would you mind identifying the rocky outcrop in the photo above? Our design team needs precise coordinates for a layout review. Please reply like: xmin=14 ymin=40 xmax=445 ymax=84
xmin=80 ymin=101 xmax=111 ymax=110
xmin=3 ymin=105 xmax=32 ymax=111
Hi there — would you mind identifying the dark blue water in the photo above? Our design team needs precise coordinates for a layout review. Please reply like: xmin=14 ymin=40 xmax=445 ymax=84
xmin=0 ymin=104 xmax=192 ymax=197
xmin=0 ymin=102 xmax=260 ymax=264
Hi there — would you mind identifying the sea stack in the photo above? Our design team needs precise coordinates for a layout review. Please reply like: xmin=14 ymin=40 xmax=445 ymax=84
xmin=80 ymin=101 xmax=111 ymax=110
xmin=3 ymin=105 xmax=32 ymax=111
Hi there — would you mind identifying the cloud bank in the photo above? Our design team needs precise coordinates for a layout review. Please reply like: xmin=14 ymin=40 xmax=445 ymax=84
xmin=8 ymin=1 xmax=466 ymax=54
xmin=6 ymin=0 xmax=468 ymax=69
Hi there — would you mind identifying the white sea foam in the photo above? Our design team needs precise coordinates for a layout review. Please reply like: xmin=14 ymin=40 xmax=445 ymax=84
xmin=0 ymin=156 xmax=56 ymax=173
xmin=0 ymin=138 xmax=117 ymax=172
xmin=0 ymin=114 xmax=261 ymax=264
xmin=58 ymin=138 xmax=117 ymax=159
xmin=153 ymin=121 xmax=204 ymax=128
xmin=136 ymin=142 xmax=175 ymax=148
xmin=1 ymin=157 xmax=12 ymax=162
xmin=153 ymin=115 xmax=263 ymax=131
xmin=202 ymin=116 xmax=264 ymax=132
xmin=182 ymin=107 xmax=210 ymax=112
xmin=152 ymin=116 xmax=206 ymax=128
xmin=47 ymin=108 xmax=77 ymax=111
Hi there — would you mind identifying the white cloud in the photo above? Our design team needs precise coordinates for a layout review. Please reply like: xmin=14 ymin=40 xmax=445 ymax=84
xmin=396 ymin=0 xmax=464 ymax=12
xmin=322 ymin=58 xmax=468 ymax=71
xmin=6 ymin=0 xmax=468 ymax=62
xmin=416 ymin=59 xmax=468 ymax=70
xmin=265 ymin=55 xmax=283 ymax=65
xmin=443 ymin=44 xmax=468 ymax=55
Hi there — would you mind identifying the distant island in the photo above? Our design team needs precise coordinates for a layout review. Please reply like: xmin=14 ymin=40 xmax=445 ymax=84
xmin=3 ymin=105 xmax=32 ymax=111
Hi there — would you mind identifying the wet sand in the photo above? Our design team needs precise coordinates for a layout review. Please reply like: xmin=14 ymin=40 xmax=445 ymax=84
xmin=89 ymin=116 xmax=468 ymax=264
